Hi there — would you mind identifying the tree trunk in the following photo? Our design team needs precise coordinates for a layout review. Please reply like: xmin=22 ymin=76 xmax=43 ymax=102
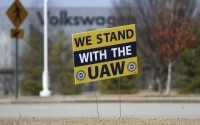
xmin=166 ymin=62 xmax=172 ymax=95
xmin=156 ymin=76 xmax=162 ymax=94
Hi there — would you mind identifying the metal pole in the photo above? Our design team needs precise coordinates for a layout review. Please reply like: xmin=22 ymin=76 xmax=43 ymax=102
xmin=40 ymin=0 xmax=51 ymax=96
xmin=15 ymin=37 xmax=18 ymax=99
xmin=44 ymin=0 xmax=48 ymax=72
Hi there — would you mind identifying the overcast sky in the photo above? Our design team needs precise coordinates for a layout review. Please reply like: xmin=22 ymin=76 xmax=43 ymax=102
xmin=0 ymin=0 xmax=114 ymax=8
xmin=1 ymin=0 xmax=200 ymax=8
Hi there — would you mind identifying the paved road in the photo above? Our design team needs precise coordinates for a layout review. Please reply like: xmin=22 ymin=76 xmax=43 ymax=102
xmin=0 ymin=103 xmax=200 ymax=118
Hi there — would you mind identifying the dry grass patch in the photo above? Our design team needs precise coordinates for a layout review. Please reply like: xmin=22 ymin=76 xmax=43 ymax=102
xmin=0 ymin=118 xmax=200 ymax=125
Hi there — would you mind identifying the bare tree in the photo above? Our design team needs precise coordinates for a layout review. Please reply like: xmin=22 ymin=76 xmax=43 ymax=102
xmin=112 ymin=0 xmax=166 ymax=93
xmin=113 ymin=0 xmax=199 ymax=94
xmin=149 ymin=0 xmax=198 ymax=94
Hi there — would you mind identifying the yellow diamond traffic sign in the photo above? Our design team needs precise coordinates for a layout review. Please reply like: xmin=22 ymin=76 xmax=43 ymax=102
xmin=6 ymin=0 xmax=28 ymax=28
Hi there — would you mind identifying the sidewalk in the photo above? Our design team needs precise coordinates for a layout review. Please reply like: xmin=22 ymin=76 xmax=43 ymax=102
xmin=0 ymin=93 xmax=200 ymax=104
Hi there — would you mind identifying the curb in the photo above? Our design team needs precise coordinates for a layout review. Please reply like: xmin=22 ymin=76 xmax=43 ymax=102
xmin=1 ymin=95 xmax=200 ymax=104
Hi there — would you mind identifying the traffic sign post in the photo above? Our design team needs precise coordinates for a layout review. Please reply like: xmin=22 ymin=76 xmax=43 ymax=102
xmin=7 ymin=0 xmax=28 ymax=99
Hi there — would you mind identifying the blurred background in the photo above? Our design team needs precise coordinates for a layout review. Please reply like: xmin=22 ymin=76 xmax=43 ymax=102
xmin=0 ymin=0 xmax=200 ymax=96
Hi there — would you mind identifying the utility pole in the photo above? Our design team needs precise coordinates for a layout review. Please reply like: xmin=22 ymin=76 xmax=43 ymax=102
xmin=40 ymin=0 xmax=51 ymax=97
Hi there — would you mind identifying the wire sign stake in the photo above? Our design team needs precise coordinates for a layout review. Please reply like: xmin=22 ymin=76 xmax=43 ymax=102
xmin=94 ymin=83 xmax=100 ymax=119
xmin=118 ymin=77 xmax=122 ymax=119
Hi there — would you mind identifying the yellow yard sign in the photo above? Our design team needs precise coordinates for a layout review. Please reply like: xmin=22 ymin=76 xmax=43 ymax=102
xmin=72 ymin=24 xmax=138 ymax=84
